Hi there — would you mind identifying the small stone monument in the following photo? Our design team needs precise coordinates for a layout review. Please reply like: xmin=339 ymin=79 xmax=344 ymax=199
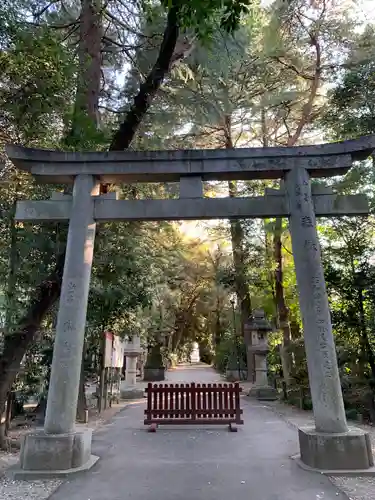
xmin=247 ymin=310 xmax=278 ymax=401
xmin=143 ymin=339 xmax=165 ymax=381
xmin=190 ymin=342 xmax=200 ymax=363
xmin=120 ymin=336 xmax=144 ymax=400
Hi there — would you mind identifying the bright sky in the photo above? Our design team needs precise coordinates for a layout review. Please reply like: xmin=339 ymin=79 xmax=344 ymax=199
xmin=354 ymin=0 xmax=375 ymax=21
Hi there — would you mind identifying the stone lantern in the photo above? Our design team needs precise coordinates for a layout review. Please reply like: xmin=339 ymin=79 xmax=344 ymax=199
xmin=120 ymin=336 xmax=144 ymax=399
xmin=248 ymin=310 xmax=277 ymax=401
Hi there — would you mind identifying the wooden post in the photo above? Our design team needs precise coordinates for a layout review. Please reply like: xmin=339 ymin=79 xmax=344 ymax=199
xmin=98 ymin=333 xmax=106 ymax=414
xmin=191 ymin=383 xmax=196 ymax=423
xmin=282 ymin=380 xmax=288 ymax=401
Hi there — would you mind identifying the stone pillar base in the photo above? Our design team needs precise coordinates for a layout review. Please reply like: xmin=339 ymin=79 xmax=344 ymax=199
xmin=226 ymin=369 xmax=240 ymax=381
xmin=298 ymin=426 xmax=374 ymax=471
xmin=11 ymin=429 xmax=98 ymax=478
xmin=120 ymin=387 xmax=144 ymax=400
xmin=248 ymin=386 xmax=278 ymax=401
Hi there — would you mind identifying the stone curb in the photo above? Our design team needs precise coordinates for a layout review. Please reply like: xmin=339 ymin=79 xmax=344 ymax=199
xmin=6 ymin=455 xmax=100 ymax=481
xmin=291 ymin=454 xmax=375 ymax=477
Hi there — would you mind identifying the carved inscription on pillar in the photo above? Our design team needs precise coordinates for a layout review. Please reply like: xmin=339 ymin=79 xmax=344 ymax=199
xmin=290 ymin=173 xmax=335 ymax=384
xmin=286 ymin=166 xmax=348 ymax=432
xmin=65 ymin=280 xmax=77 ymax=305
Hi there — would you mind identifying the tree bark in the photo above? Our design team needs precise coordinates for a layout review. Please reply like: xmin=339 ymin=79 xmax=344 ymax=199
xmin=228 ymin=182 xmax=254 ymax=380
xmin=65 ymin=0 xmax=102 ymax=147
xmin=273 ymin=217 xmax=292 ymax=385
xmin=0 ymin=251 xmax=65 ymax=417
xmin=0 ymin=421 xmax=6 ymax=450
xmin=0 ymin=203 xmax=18 ymax=448
xmin=358 ymin=286 xmax=375 ymax=381
xmin=78 ymin=0 xmax=102 ymax=123
xmin=223 ymin=115 xmax=254 ymax=380
xmin=0 ymin=392 xmax=12 ymax=450
xmin=4 ymin=202 xmax=17 ymax=334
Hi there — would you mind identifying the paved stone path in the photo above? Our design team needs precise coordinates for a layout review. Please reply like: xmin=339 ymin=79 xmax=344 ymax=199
xmin=50 ymin=364 xmax=347 ymax=500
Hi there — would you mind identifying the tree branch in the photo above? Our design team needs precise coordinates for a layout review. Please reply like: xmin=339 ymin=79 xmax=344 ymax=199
xmin=99 ymin=105 xmax=125 ymax=114
xmin=286 ymin=34 xmax=321 ymax=146
xmin=272 ymin=56 xmax=314 ymax=81
xmin=109 ymin=7 xmax=180 ymax=151
xmin=33 ymin=0 xmax=61 ymax=19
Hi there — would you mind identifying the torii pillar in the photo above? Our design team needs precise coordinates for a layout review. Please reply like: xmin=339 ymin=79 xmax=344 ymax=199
xmin=18 ymin=175 xmax=101 ymax=476
xmin=285 ymin=167 xmax=373 ymax=471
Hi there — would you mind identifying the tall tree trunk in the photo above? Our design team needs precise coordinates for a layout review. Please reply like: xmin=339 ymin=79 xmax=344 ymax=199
xmin=357 ymin=283 xmax=375 ymax=421
xmin=271 ymin=34 xmax=321 ymax=387
xmin=0 ymin=1 xmax=183 ymax=421
xmin=65 ymin=0 xmax=102 ymax=147
xmin=273 ymin=217 xmax=292 ymax=385
xmin=358 ymin=285 xmax=375 ymax=381
xmin=0 ymin=251 xmax=65 ymax=418
xmin=0 ymin=418 xmax=6 ymax=451
xmin=214 ymin=295 xmax=222 ymax=346
xmin=0 ymin=203 xmax=17 ymax=449
xmin=4 ymin=202 xmax=17 ymax=336
xmin=224 ymin=115 xmax=254 ymax=381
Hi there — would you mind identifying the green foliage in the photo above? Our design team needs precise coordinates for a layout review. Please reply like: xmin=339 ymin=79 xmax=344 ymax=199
xmin=199 ymin=342 xmax=214 ymax=365
xmin=151 ymin=0 xmax=255 ymax=38
xmin=0 ymin=11 xmax=75 ymax=146
xmin=214 ymin=331 xmax=247 ymax=375
xmin=322 ymin=25 xmax=375 ymax=140
xmin=16 ymin=331 xmax=53 ymax=401
xmin=322 ymin=64 xmax=375 ymax=139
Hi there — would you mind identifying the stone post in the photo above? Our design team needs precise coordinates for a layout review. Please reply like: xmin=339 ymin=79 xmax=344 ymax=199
xmin=285 ymin=167 xmax=373 ymax=471
xmin=18 ymin=175 xmax=100 ymax=476
xmin=143 ymin=340 xmax=165 ymax=381
xmin=243 ymin=322 xmax=255 ymax=382
xmin=126 ymin=356 xmax=138 ymax=387
xmin=254 ymin=351 xmax=268 ymax=387
xmin=121 ymin=336 xmax=143 ymax=399
xmin=248 ymin=310 xmax=277 ymax=401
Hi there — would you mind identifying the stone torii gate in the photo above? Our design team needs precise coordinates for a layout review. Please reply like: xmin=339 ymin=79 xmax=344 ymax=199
xmin=6 ymin=136 xmax=375 ymax=477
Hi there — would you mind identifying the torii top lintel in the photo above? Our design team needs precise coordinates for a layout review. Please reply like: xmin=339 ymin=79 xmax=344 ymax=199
xmin=5 ymin=135 xmax=375 ymax=184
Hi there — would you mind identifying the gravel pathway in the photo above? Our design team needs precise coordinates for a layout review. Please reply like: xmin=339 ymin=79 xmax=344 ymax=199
xmin=0 ymin=451 xmax=61 ymax=500
xmin=331 ymin=476 xmax=375 ymax=500
xmin=0 ymin=478 xmax=62 ymax=500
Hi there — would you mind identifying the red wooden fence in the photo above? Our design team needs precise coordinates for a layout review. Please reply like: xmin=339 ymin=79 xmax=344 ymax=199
xmin=144 ymin=382 xmax=243 ymax=432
